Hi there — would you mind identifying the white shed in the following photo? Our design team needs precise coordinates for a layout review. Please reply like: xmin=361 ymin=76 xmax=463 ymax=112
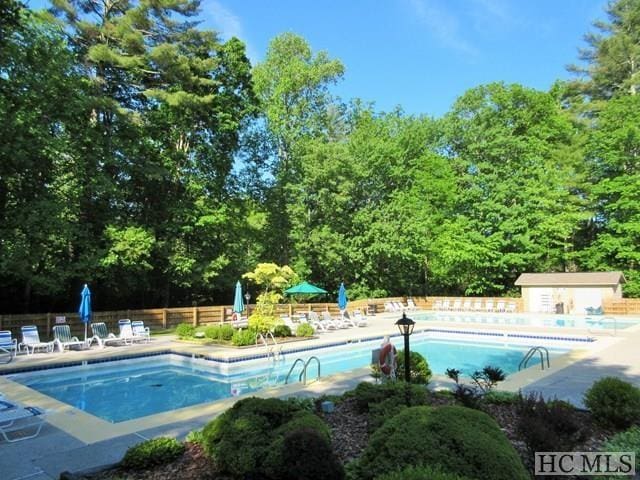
xmin=515 ymin=272 xmax=625 ymax=314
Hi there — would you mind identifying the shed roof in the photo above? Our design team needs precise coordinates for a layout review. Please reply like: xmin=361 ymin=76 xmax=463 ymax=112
xmin=515 ymin=271 xmax=626 ymax=287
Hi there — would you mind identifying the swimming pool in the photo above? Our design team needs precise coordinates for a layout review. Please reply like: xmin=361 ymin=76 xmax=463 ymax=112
xmin=414 ymin=312 xmax=638 ymax=330
xmin=8 ymin=335 xmax=571 ymax=423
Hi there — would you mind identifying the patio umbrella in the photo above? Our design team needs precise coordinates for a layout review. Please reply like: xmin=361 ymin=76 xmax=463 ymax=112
xmin=233 ymin=281 xmax=244 ymax=314
xmin=284 ymin=281 xmax=328 ymax=295
xmin=338 ymin=282 xmax=348 ymax=312
xmin=78 ymin=284 xmax=92 ymax=341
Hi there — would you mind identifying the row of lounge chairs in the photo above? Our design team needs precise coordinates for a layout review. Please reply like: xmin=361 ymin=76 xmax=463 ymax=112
xmin=281 ymin=310 xmax=369 ymax=332
xmin=384 ymin=299 xmax=418 ymax=312
xmin=0 ymin=319 xmax=151 ymax=361
xmin=432 ymin=299 xmax=517 ymax=313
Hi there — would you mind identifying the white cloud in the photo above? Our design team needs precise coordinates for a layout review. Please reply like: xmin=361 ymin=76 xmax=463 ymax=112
xmin=408 ymin=0 xmax=479 ymax=57
xmin=208 ymin=0 xmax=244 ymax=40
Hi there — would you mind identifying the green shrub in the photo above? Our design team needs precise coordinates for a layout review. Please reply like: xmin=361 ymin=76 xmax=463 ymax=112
xmin=396 ymin=350 xmax=432 ymax=384
xmin=232 ymin=327 xmax=257 ymax=346
xmin=120 ymin=437 xmax=185 ymax=471
xmin=273 ymin=324 xmax=292 ymax=337
xmin=204 ymin=325 xmax=220 ymax=339
xmin=352 ymin=381 xmax=427 ymax=414
xmin=219 ymin=324 xmax=235 ymax=341
xmin=602 ymin=426 xmax=640 ymax=478
xmin=584 ymin=377 xmax=640 ymax=428
xmin=296 ymin=323 xmax=315 ymax=337
xmin=484 ymin=390 xmax=519 ymax=405
xmin=374 ymin=465 xmax=470 ymax=480
xmin=185 ymin=429 xmax=204 ymax=445
xmin=175 ymin=323 xmax=195 ymax=339
xmin=202 ymin=397 xmax=332 ymax=478
xmin=351 ymin=406 xmax=528 ymax=480
xmin=516 ymin=392 xmax=587 ymax=457
xmin=248 ymin=311 xmax=280 ymax=333
xmin=264 ymin=427 xmax=344 ymax=480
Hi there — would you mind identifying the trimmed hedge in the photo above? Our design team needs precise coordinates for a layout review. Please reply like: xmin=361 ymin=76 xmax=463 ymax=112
xmin=584 ymin=377 xmax=640 ymax=428
xmin=202 ymin=397 xmax=341 ymax=478
xmin=120 ymin=437 xmax=185 ymax=471
xmin=175 ymin=323 xmax=195 ymax=339
xmin=296 ymin=323 xmax=315 ymax=337
xmin=374 ymin=465 xmax=470 ymax=480
xmin=350 ymin=406 xmax=528 ymax=480
xmin=602 ymin=426 xmax=640 ymax=478
xmin=396 ymin=350 xmax=432 ymax=384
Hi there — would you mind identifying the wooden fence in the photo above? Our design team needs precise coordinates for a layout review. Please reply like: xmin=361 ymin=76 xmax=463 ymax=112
xmin=603 ymin=298 xmax=640 ymax=315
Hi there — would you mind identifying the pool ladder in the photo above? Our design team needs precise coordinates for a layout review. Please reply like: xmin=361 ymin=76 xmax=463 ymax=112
xmin=285 ymin=356 xmax=321 ymax=385
xmin=519 ymin=346 xmax=551 ymax=371
xmin=256 ymin=332 xmax=282 ymax=361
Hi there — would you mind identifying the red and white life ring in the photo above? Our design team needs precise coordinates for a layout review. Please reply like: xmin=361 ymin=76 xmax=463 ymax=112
xmin=379 ymin=343 xmax=397 ymax=376
xmin=231 ymin=312 xmax=238 ymax=322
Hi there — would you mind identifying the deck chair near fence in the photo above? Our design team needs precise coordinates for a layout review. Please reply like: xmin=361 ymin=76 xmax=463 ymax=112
xmin=485 ymin=300 xmax=495 ymax=313
xmin=52 ymin=324 xmax=85 ymax=352
xmin=118 ymin=319 xmax=140 ymax=343
xmin=90 ymin=322 xmax=129 ymax=348
xmin=441 ymin=299 xmax=451 ymax=311
xmin=505 ymin=302 xmax=516 ymax=313
xmin=472 ymin=300 xmax=482 ymax=312
xmin=322 ymin=311 xmax=348 ymax=329
xmin=406 ymin=298 xmax=418 ymax=311
xmin=495 ymin=300 xmax=506 ymax=312
xmin=452 ymin=299 xmax=462 ymax=311
xmin=0 ymin=331 xmax=18 ymax=363
xmin=131 ymin=321 xmax=151 ymax=343
xmin=19 ymin=326 xmax=52 ymax=355
xmin=0 ymin=397 xmax=47 ymax=443
xmin=432 ymin=299 xmax=442 ymax=311
xmin=461 ymin=299 xmax=472 ymax=312
xmin=351 ymin=309 xmax=369 ymax=327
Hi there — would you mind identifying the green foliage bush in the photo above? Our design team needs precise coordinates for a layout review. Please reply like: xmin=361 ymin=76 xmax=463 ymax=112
xmin=232 ymin=327 xmax=257 ymax=346
xmin=396 ymin=350 xmax=432 ymax=384
xmin=202 ymin=397 xmax=335 ymax=478
xmin=516 ymin=393 xmax=587 ymax=456
xmin=204 ymin=325 xmax=219 ymax=339
xmin=351 ymin=406 xmax=528 ymax=480
xmin=352 ymin=381 xmax=428 ymax=414
xmin=264 ymin=428 xmax=344 ymax=480
xmin=175 ymin=323 xmax=195 ymax=339
xmin=484 ymin=390 xmax=519 ymax=405
xmin=602 ymin=426 xmax=640 ymax=477
xmin=120 ymin=437 xmax=185 ymax=471
xmin=296 ymin=323 xmax=315 ymax=337
xmin=374 ymin=465 xmax=470 ymax=480
xmin=273 ymin=324 xmax=292 ymax=337
xmin=584 ymin=377 xmax=640 ymax=428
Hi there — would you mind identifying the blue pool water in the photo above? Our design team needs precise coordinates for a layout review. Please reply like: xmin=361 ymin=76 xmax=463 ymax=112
xmin=413 ymin=312 xmax=638 ymax=330
xmin=9 ymin=336 xmax=569 ymax=423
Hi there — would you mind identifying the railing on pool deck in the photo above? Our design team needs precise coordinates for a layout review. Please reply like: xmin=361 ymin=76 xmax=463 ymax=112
xmin=256 ymin=332 xmax=282 ymax=361
xmin=285 ymin=356 xmax=321 ymax=385
xmin=519 ymin=346 xmax=551 ymax=371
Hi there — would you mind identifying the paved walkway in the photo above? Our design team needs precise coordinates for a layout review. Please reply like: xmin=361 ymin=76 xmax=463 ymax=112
xmin=1 ymin=311 xmax=639 ymax=479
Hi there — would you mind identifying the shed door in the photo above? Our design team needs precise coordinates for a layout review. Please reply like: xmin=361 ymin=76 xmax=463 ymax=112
xmin=573 ymin=288 xmax=603 ymax=315
xmin=530 ymin=288 xmax=553 ymax=313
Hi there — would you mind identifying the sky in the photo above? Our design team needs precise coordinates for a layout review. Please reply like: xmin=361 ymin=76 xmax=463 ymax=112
xmin=29 ymin=0 xmax=609 ymax=117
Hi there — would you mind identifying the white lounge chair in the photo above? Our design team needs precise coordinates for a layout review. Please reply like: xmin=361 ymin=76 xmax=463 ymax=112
xmin=485 ymin=300 xmax=494 ymax=313
xmin=495 ymin=301 xmax=506 ymax=312
xmin=452 ymin=299 xmax=462 ymax=311
xmin=351 ymin=309 xmax=369 ymax=327
xmin=406 ymin=298 xmax=418 ymax=311
xmin=132 ymin=321 xmax=151 ymax=343
xmin=472 ymin=300 xmax=482 ymax=312
xmin=307 ymin=312 xmax=329 ymax=332
xmin=322 ymin=311 xmax=348 ymax=329
xmin=52 ymin=325 xmax=85 ymax=352
xmin=462 ymin=299 xmax=472 ymax=311
xmin=0 ymin=331 xmax=18 ymax=362
xmin=19 ymin=326 xmax=52 ymax=355
xmin=432 ymin=299 xmax=442 ymax=310
xmin=384 ymin=302 xmax=395 ymax=312
xmin=90 ymin=322 xmax=130 ymax=347
xmin=441 ymin=299 xmax=451 ymax=311
xmin=506 ymin=302 xmax=517 ymax=313
xmin=0 ymin=398 xmax=47 ymax=443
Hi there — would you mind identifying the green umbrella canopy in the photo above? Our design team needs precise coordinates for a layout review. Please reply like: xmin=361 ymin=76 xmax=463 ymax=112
xmin=284 ymin=281 xmax=328 ymax=295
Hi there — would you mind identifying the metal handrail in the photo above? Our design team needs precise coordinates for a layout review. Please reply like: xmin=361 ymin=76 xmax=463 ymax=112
xmin=519 ymin=346 xmax=550 ymax=371
xmin=285 ymin=358 xmax=306 ymax=384
xmin=256 ymin=333 xmax=274 ymax=360
xmin=299 ymin=356 xmax=321 ymax=385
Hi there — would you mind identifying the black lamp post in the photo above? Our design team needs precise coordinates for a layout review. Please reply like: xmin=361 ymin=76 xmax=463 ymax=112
xmin=395 ymin=312 xmax=415 ymax=382
xmin=244 ymin=292 xmax=251 ymax=315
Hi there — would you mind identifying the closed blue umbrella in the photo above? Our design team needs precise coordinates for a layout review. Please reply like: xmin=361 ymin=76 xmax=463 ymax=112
xmin=78 ymin=284 xmax=92 ymax=341
xmin=233 ymin=281 xmax=244 ymax=314
xmin=338 ymin=282 xmax=348 ymax=312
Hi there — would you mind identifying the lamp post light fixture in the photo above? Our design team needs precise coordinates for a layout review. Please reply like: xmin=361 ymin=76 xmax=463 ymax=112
xmin=244 ymin=292 xmax=251 ymax=315
xmin=395 ymin=312 xmax=415 ymax=383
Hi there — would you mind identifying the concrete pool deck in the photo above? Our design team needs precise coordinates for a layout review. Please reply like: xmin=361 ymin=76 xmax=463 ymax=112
xmin=1 ymin=311 xmax=639 ymax=479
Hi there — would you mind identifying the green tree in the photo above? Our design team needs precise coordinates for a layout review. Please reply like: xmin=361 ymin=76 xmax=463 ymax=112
xmin=568 ymin=0 xmax=640 ymax=100
xmin=580 ymin=95 xmax=640 ymax=295
xmin=443 ymin=83 xmax=587 ymax=294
